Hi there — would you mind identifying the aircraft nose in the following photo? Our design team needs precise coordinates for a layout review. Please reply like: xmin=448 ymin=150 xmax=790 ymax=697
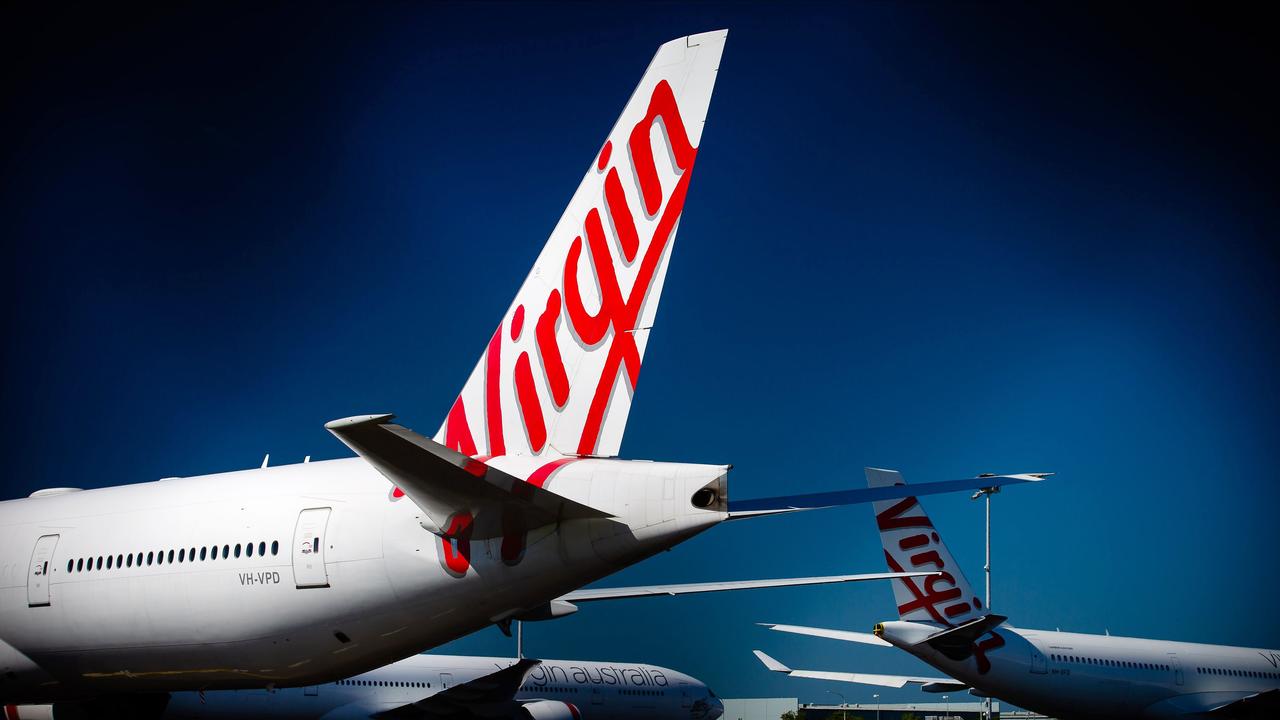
xmin=707 ymin=695 xmax=725 ymax=719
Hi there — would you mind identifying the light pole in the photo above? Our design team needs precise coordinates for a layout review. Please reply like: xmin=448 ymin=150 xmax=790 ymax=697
xmin=873 ymin=693 xmax=880 ymax=720
xmin=972 ymin=481 xmax=1000 ymax=720
xmin=826 ymin=690 xmax=847 ymax=720
xmin=970 ymin=482 xmax=1000 ymax=612
xmin=943 ymin=694 xmax=950 ymax=719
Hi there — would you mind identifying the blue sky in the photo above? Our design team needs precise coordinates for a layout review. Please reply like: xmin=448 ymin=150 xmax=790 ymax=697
xmin=3 ymin=1 xmax=1277 ymax=706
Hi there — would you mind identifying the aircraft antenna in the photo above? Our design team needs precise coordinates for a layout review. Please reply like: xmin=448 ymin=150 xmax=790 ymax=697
xmin=261 ymin=454 xmax=270 ymax=469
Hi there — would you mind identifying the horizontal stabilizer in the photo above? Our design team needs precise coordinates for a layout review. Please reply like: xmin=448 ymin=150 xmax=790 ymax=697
xmin=376 ymin=658 xmax=542 ymax=717
xmin=759 ymin=623 xmax=891 ymax=647
xmin=753 ymin=651 xmax=966 ymax=690
xmin=560 ymin=571 xmax=937 ymax=603
xmin=923 ymin=614 xmax=1008 ymax=660
xmin=728 ymin=471 xmax=1048 ymax=517
xmin=327 ymin=414 xmax=609 ymax=539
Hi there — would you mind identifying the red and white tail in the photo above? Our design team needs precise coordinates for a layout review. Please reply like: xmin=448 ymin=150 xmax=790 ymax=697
xmin=434 ymin=30 xmax=728 ymax=459
xmin=868 ymin=468 xmax=986 ymax=627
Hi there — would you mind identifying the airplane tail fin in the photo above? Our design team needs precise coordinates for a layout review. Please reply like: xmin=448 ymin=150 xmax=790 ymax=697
xmin=867 ymin=468 xmax=985 ymax=627
xmin=434 ymin=30 xmax=728 ymax=459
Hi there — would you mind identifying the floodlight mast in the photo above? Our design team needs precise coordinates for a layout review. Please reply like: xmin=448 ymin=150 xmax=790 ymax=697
xmin=973 ymin=479 xmax=1000 ymax=720
xmin=827 ymin=690 xmax=847 ymax=720
xmin=972 ymin=470 xmax=1051 ymax=720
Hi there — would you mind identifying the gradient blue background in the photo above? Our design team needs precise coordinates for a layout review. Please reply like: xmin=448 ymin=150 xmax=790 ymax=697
xmin=3 ymin=1 xmax=1277 ymax=708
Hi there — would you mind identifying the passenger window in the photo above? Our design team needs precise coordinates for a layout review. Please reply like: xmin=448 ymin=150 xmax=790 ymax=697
xmin=200 ymin=547 xmax=207 ymax=561
xmin=167 ymin=549 xmax=174 ymax=564
xmin=179 ymin=549 xmax=185 ymax=563
xmin=147 ymin=552 xmax=154 ymax=566
xmin=156 ymin=550 xmax=164 ymax=565
xmin=107 ymin=556 xmax=113 ymax=569
xmin=259 ymin=541 xmax=266 ymax=556
xmin=246 ymin=542 xmax=254 ymax=558
xmin=67 ymin=559 xmax=74 ymax=573
xmin=272 ymin=540 xmax=279 ymax=555
xmin=235 ymin=544 xmax=242 ymax=558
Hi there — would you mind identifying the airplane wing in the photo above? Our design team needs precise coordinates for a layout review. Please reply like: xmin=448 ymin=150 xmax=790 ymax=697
xmin=758 ymin=623 xmax=892 ymax=646
xmin=727 ymin=472 xmax=1050 ymax=517
xmin=1141 ymin=688 xmax=1280 ymax=717
xmin=1207 ymin=688 xmax=1280 ymax=715
xmin=327 ymin=414 xmax=610 ymax=539
xmin=374 ymin=658 xmax=541 ymax=718
xmin=753 ymin=650 xmax=968 ymax=692
xmin=560 ymin=571 xmax=938 ymax=603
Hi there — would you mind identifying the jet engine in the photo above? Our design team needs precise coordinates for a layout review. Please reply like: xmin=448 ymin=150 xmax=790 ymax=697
xmin=519 ymin=699 xmax=580 ymax=719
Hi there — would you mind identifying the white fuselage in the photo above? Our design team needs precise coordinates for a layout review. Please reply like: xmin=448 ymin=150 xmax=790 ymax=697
xmin=165 ymin=653 xmax=727 ymax=720
xmin=879 ymin=621 xmax=1280 ymax=719
xmin=166 ymin=653 xmax=721 ymax=720
xmin=9 ymin=654 xmax=723 ymax=720
xmin=0 ymin=456 xmax=727 ymax=703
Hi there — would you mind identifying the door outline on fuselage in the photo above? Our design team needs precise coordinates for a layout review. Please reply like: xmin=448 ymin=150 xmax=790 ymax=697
xmin=292 ymin=507 xmax=332 ymax=589
xmin=27 ymin=534 xmax=60 ymax=607
xmin=1030 ymin=645 xmax=1048 ymax=674
xmin=1168 ymin=652 xmax=1184 ymax=685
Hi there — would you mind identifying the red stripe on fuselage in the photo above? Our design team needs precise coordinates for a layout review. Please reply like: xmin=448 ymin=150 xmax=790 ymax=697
xmin=527 ymin=458 xmax=581 ymax=488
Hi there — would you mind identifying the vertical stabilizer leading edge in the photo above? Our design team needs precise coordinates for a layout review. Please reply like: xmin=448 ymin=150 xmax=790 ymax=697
xmin=434 ymin=30 xmax=729 ymax=459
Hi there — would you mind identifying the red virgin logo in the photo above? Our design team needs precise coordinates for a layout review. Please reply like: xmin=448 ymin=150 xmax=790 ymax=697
xmin=878 ymin=495 xmax=1004 ymax=674
xmin=441 ymin=79 xmax=698 ymax=458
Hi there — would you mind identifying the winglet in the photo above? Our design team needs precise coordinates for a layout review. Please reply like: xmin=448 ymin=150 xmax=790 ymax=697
xmin=753 ymin=650 xmax=792 ymax=674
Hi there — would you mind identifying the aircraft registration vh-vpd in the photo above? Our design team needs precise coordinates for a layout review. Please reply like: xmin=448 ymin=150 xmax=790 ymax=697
xmin=0 ymin=30 xmax=1041 ymax=715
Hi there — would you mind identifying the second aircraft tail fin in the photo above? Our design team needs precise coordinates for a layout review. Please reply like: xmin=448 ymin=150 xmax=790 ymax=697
xmin=867 ymin=468 xmax=985 ymax=627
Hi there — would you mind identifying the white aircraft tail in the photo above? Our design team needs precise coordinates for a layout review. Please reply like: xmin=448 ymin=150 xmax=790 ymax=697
xmin=434 ymin=30 xmax=728 ymax=459
xmin=867 ymin=468 xmax=985 ymax=627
